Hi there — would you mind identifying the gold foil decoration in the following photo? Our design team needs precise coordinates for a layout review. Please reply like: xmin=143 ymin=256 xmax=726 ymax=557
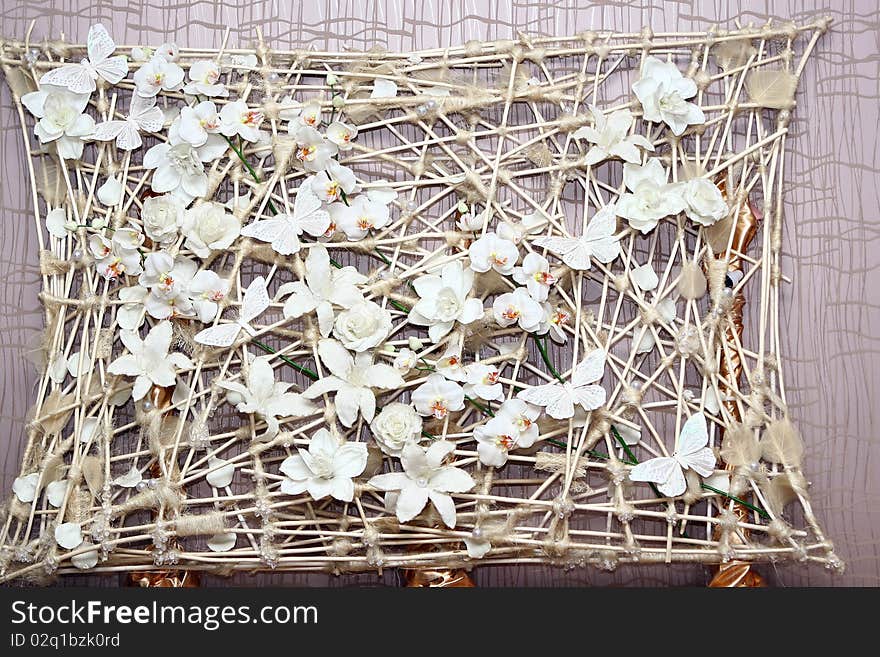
xmin=403 ymin=567 xmax=477 ymax=587
xmin=126 ymin=384 xmax=201 ymax=588
xmin=707 ymin=181 xmax=765 ymax=588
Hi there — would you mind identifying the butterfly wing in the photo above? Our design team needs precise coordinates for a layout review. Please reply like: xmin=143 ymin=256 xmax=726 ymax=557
xmin=240 ymin=276 xmax=270 ymax=324
xmin=674 ymin=414 xmax=715 ymax=477
xmin=583 ymin=204 xmax=621 ymax=264
xmin=91 ymin=120 xmax=127 ymax=142
xmin=572 ymin=384 xmax=606 ymax=411
xmin=572 ymin=348 xmax=606 ymax=387
xmin=517 ymin=383 xmax=574 ymax=420
xmin=630 ymin=456 xmax=685 ymax=497
xmin=532 ymin=236 xmax=593 ymax=271
xmin=297 ymin=208 xmax=332 ymax=237
xmin=87 ymin=23 xmax=116 ymax=65
xmin=130 ymin=95 xmax=164 ymax=132
xmin=271 ymin=227 xmax=302 ymax=256
xmin=40 ymin=65 xmax=94 ymax=94
xmin=292 ymin=184 xmax=323 ymax=222
xmin=194 ymin=323 xmax=241 ymax=347
xmin=114 ymin=120 xmax=143 ymax=151
xmin=95 ymin=56 xmax=128 ymax=84
xmin=241 ymin=218 xmax=287 ymax=245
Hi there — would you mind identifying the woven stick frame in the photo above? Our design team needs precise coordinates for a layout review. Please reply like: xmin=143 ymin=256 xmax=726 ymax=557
xmin=0 ymin=17 xmax=841 ymax=583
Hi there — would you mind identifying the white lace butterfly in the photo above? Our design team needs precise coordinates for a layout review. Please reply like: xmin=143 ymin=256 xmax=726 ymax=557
xmin=91 ymin=95 xmax=164 ymax=150
xmin=516 ymin=348 xmax=606 ymax=419
xmin=629 ymin=414 xmax=716 ymax=497
xmin=240 ymin=185 xmax=331 ymax=256
xmin=40 ymin=23 xmax=128 ymax=94
xmin=532 ymin=204 xmax=620 ymax=270
xmin=194 ymin=277 xmax=270 ymax=347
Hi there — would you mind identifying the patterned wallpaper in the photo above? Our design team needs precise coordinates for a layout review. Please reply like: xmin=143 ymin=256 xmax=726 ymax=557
xmin=1 ymin=0 xmax=877 ymax=587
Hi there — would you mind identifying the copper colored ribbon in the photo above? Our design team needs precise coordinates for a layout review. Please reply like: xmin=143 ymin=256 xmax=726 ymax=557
xmin=707 ymin=182 xmax=765 ymax=588
xmin=403 ymin=567 xmax=476 ymax=587
xmin=126 ymin=384 xmax=200 ymax=588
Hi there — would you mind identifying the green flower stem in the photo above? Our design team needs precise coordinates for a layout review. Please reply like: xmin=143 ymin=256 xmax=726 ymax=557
xmin=252 ymin=339 xmax=318 ymax=381
xmin=223 ymin=135 xmax=279 ymax=216
xmin=701 ymin=483 xmax=770 ymax=519
xmin=465 ymin=395 xmax=494 ymax=417
xmin=532 ymin=334 xmax=565 ymax=384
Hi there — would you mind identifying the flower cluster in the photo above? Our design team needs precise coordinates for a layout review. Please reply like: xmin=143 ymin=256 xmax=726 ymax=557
xmin=17 ymin=24 xmax=729 ymax=566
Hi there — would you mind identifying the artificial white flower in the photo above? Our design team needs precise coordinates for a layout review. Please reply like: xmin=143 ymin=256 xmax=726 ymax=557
xmin=468 ymin=231 xmax=519 ymax=275
xmin=333 ymin=299 xmax=393 ymax=352
xmin=89 ymin=232 xmax=143 ymax=279
xmin=293 ymin=125 xmax=338 ymax=172
xmin=474 ymin=415 xmax=528 ymax=467
xmin=279 ymin=428 xmax=367 ymax=502
xmin=107 ymin=321 xmax=192 ymax=400
xmin=117 ymin=285 xmax=149 ymax=330
xmin=97 ymin=176 xmax=124 ymax=205
xmin=138 ymin=251 xmax=197 ymax=319
xmin=463 ymin=362 xmax=504 ymax=402
xmin=241 ymin=184 xmax=331 ymax=255
xmin=574 ymin=106 xmax=654 ymax=165
xmin=331 ymin=195 xmax=390 ymax=240
xmin=411 ymin=373 xmax=465 ymax=419
xmin=538 ymin=304 xmax=571 ymax=343
xmin=131 ymin=43 xmax=178 ymax=63
xmin=143 ymin=141 xmax=209 ymax=201
xmin=326 ymin=121 xmax=358 ymax=150
xmin=497 ymin=213 xmax=545 ymax=245
xmin=369 ymin=441 xmax=474 ymax=528
xmin=218 ymin=355 xmax=317 ymax=437
xmin=219 ymin=100 xmax=264 ymax=142
xmin=188 ymin=270 xmax=230 ymax=322
xmin=435 ymin=345 xmax=467 ymax=382
xmin=282 ymin=99 xmax=322 ymax=129
xmin=303 ymin=339 xmax=405 ymax=427
xmin=513 ymin=252 xmax=557 ymax=301
xmin=408 ymin=261 xmax=484 ymax=342
xmin=392 ymin=348 xmax=418 ymax=373
xmin=493 ymin=287 xmax=543 ymax=332
xmin=177 ymin=100 xmax=223 ymax=147
xmin=682 ymin=177 xmax=728 ymax=226
xmin=370 ymin=402 xmax=424 ymax=457
xmin=631 ymin=262 xmax=659 ymax=291
xmin=497 ymin=398 xmax=540 ymax=444
xmin=371 ymin=78 xmax=398 ymax=98
xmin=616 ymin=159 xmax=686 ymax=234
xmin=21 ymin=86 xmax=94 ymax=159
xmin=180 ymin=201 xmax=240 ymax=258
xmin=632 ymin=56 xmax=705 ymax=136
xmin=55 ymin=522 xmax=83 ymax=550
xmin=112 ymin=467 xmax=142 ymax=488
xmin=277 ymin=244 xmax=366 ymax=337
xmin=46 ymin=479 xmax=69 ymax=506
xmin=141 ymin=194 xmax=184 ymax=245
xmin=183 ymin=60 xmax=228 ymax=97
xmin=134 ymin=54 xmax=185 ymax=97
xmin=206 ymin=456 xmax=235 ymax=488
xmin=457 ymin=210 xmax=484 ymax=232
xmin=310 ymin=162 xmax=358 ymax=203
xmin=45 ymin=208 xmax=69 ymax=239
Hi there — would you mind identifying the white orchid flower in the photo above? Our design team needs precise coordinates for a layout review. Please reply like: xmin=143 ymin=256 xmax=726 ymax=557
xmin=369 ymin=441 xmax=474 ymax=528
xmin=219 ymin=100 xmax=264 ymax=142
xmin=309 ymin=162 xmax=358 ymax=203
xmin=183 ymin=60 xmax=228 ymax=97
xmin=512 ymin=252 xmax=557 ymax=301
xmin=277 ymin=244 xmax=366 ymax=337
xmin=492 ymin=287 xmax=543 ymax=332
xmin=411 ymin=373 xmax=465 ymax=419
xmin=303 ymin=339 xmax=404 ymax=428
xmin=330 ymin=194 xmax=390 ymax=240
xmin=468 ymin=231 xmax=519 ymax=275
xmin=107 ymin=321 xmax=192 ymax=401
xmin=573 ymin=106 xmax=654 ymax=165
xmin=138 ymin=251 xmax=197 ymax=319
xmin=279 ymin=428 xmax=368 ymax=502
xmin=463 ymin=362 xmax=504 ymax=402
xmin=325 ymin=121 xmax=358 ymax=150
xmin=293 ymin=125 xmax=338 ymax=172
xmin=188 ymin=270 xmax=230 ymax=323
xmin=134 ymin=55 xmax=184 ymax=97
xmin=217 ymin=355 xmax=317 ymax=437
xmin=408 ymin=261 xmax=484 ymax=343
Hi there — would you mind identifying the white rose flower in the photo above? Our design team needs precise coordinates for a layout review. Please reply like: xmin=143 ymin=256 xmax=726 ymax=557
xmin=143 ymin=141 xmax=208 ymax=203
xmin=370 ymin=402 xmax=424 ymax=456
xmin=141 ymin=194 xmax=184 ymax=245
xmin=393 ymin=347 xmax=418 ymax=373
xmin=682 ymin=178 xmax=728 ymax=226
xmin=333 ymin=299 xmax=393 ymax=352
xmin=180 ymin=201 xmax=240 ymax=258
xmin=632 ymin=56 xmax=705 ymax=136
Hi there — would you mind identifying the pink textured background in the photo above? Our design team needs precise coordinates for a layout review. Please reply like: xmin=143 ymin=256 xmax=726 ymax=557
xmin=1 ymin=0 xmax=878 ymax=587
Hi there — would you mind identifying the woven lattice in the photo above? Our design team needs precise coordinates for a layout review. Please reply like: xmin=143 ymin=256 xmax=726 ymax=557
xmin=0 ymin=18 xmax=841 ymax=583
